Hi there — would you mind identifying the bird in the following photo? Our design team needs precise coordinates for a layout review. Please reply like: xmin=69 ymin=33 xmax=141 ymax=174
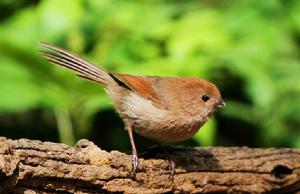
xmin=38 ymin=42 xmax=225 ymax=177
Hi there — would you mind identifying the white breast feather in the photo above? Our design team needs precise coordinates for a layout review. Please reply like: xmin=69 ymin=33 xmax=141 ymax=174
xmin=122 ymin=92 xmax=168 ymax=120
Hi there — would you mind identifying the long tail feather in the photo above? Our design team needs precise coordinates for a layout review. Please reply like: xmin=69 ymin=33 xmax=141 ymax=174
xmin=38 ymin=42 xmax=116 ymax=86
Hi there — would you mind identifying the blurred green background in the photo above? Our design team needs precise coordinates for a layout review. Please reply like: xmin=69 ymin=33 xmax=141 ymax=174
xmin=0 ymin=0 xmax=299 ymax=151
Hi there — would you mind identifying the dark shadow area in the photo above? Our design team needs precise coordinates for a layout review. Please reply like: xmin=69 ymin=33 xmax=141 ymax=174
xmin=0 ymin=109 xmax=58 ymax=142
xmin=141 ymin=144 xmax=222 ymax=173
xmin=211 ymin=66 xmax=260 ymax=147
xmin=217 ymin=115 xmax=259 ymax=147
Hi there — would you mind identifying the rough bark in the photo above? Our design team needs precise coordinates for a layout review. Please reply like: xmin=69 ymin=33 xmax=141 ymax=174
xmin=0 ymin=137 xmax=299 ymax=194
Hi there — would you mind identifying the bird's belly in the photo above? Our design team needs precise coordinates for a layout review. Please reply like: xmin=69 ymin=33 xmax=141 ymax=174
xmin=134 ymin=118 xmax=204 ymax=142
xmin=112 ymin=90 xmax=206 ymax=142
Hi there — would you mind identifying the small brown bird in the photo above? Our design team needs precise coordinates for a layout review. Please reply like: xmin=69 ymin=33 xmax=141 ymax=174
xmin=39 ymin=42 xmax=225 ymax=176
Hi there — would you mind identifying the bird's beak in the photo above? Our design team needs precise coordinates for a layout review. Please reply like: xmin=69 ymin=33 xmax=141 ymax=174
xmin=214 ymin=98 xmax=225 ymax=108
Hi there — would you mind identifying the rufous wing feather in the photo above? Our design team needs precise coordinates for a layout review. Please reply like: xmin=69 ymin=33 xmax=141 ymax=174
xmin=111 ymin=74 xmax=163 ymax=108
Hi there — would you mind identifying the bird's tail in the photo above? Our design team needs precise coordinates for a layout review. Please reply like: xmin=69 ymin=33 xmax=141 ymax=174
xmin=39 ymin=42 xmax=116 ymax=86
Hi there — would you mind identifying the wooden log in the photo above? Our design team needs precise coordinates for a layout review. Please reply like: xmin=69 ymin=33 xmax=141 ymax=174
xmin=0 ymin=137 xmax=299 ymax=194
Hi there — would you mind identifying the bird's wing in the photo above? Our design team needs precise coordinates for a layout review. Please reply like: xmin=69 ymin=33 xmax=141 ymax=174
xmin=110 ymin=73 xmax=164 ymax=108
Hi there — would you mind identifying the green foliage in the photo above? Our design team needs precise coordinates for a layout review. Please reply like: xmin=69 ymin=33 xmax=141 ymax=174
xmin=0 ymin=0 xmax=299 ymax=147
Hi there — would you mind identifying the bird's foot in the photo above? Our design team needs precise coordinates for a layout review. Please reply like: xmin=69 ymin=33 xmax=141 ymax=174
xmin=143 ymin=144 xmax=176 ymax=177
xmin=167 ymin=158 xmax=175 ymax=177
xmin=130 ymin=154 xmax=139 ymax=178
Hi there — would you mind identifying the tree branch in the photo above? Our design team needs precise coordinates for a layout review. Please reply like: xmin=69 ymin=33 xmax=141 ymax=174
xmin=0 ymin=137 xmax=299 ymax=194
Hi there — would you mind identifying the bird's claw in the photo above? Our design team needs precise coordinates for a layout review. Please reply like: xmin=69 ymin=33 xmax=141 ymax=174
xmin=168 ymin=159 xmax=175 ymax=177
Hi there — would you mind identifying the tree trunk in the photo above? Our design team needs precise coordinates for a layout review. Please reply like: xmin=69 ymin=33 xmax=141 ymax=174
xmin=0 ymin=137 xmax=299 ymax=194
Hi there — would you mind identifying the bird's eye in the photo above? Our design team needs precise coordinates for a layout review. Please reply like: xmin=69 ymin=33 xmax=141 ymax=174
xmin=202 ymin=95 xmax=210 ymax=102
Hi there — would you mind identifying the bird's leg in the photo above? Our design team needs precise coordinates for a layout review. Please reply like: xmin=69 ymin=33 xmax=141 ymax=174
xmin=127 ymin=125 xmax=139 ymax=177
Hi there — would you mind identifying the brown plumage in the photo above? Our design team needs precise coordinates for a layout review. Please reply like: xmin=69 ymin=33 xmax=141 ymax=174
xmin=39 ymin=42 xmax=225 ymax=176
